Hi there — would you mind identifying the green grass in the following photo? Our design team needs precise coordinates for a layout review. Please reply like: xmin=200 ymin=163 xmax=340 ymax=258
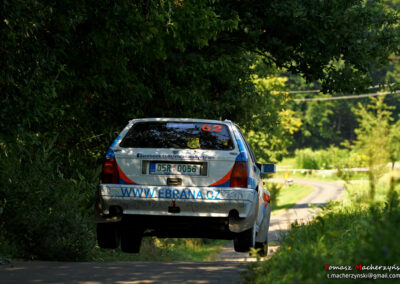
xmin=277 ymin=157 xmax=296 ymax=167
xmin=89 ymin=238 xmax=227 ymax=262
xmin=272 ymin=170 xmax=369 ymax=182
xmin=243 ymin=171 xmax=400 ymax=284
xmin=342 ymin=172 xmax=400 ymax=208
xmin=269 ymin=184 xmax=314 ymax=216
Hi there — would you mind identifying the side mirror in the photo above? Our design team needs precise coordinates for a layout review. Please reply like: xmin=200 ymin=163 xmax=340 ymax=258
xmin=260 ymin=163 xmax=276 ymax=174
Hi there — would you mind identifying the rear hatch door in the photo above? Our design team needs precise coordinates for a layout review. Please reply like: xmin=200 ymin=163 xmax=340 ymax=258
xmin=114 ymin=121 xmax=238 ymax=187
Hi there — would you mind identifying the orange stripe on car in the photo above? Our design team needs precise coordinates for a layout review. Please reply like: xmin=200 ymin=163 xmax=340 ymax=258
xmin=117 ymin=163 xmax=137 ymax=184
xmin=209 ymin=167 xmax=233 ymax=186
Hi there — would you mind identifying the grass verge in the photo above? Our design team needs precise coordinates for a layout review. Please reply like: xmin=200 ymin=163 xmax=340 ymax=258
xmin=243 ymin=172 xmax=400 ymax=283
xmin=90 ymin=238 xmax=227 ymax=262
xmin=268 ymin=183 xmax=314 ymax=216
xmin=277 ymin=157 xmax=296 ymax=168
xmin=272 ymin=170 xmax=369 ymax=182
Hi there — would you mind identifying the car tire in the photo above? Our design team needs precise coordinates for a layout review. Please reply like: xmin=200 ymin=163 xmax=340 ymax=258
xmin=255 ymin=236 xmax=268 ymax=256
xmin=97 ymin=223 xmax=120 ymax=249
xmin=233 ymin=226 xmax=255 ymax=253
xmin=120 ymin=226 xmax=143 ymax=253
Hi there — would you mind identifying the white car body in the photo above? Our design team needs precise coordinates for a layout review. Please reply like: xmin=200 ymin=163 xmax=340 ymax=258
xmin=95 ymin=118 xmax=274 ymax=254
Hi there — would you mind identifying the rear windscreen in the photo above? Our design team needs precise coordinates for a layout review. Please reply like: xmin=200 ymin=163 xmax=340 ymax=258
xmin=120 ymin=122 xmax=234 ymax=150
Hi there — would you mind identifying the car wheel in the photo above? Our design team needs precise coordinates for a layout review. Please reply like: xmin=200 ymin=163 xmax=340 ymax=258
xmin=120 ymin=226 xmax=143 ymax=253
xmin=255 ymin=236 xmax=268 ymax=256
xmin=97 ymin=223 xmax=120 ymax=249
xmin=233 ymin=226 xmax=255 ymax=253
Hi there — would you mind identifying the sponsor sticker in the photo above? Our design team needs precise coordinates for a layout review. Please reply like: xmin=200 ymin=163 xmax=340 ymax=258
xmin=119 ymin=187 xmax=221 ymax=200
xmin=136 ymin=153 xmax=215 ymax=160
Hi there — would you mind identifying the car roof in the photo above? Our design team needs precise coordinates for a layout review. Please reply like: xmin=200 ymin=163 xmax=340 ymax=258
xmin=129 ymin=118 xmax=233 ymax=125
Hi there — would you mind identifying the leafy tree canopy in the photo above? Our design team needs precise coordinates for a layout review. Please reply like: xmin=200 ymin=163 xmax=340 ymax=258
xmin=0 ymin=0 xmax=399 ymax=162
xmin=2 ymin=0 xmax=399 ymax=142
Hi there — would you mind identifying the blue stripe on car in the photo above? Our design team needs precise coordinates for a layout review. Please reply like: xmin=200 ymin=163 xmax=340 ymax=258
xmin=105 ymin=135 xmax=121 ymax=158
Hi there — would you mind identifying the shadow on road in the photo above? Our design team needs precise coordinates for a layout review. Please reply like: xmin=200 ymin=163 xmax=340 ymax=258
xmin=0 ymin=260 xmax=241 ymax=284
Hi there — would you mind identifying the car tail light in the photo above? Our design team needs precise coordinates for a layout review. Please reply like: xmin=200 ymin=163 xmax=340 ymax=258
xmin=102 ymin=158 xmax=119 ymax=184
xmin=230 ymin=161 xmax=249 ymax=188
xmin=263 ymin=192 xmax=270 ymax=204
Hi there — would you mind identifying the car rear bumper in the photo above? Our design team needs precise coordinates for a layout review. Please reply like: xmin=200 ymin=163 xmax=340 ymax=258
xmin=95 ymin=184 xmax=258 ymax=233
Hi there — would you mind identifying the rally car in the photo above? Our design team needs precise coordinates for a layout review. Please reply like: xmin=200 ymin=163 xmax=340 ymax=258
xmin=95 ymin=118 xmax=275 ymax=255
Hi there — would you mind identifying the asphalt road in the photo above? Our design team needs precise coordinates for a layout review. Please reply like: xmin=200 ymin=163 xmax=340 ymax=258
xmin=0 ymin=179 xmax=344 ymax=284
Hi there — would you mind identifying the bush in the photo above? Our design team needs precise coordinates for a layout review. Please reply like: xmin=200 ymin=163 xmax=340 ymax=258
xmin=243 ymin=175 xmax=400 ymax=283
xmin=0 ymin=133 xmax=97 ymax=261
xmin=295 ymin=147 xmax=353 ymax=170
xmin=295 ymin=148 xmax=319 ymax=169
xmin=265 ymin=182 xmax=282 ymax=206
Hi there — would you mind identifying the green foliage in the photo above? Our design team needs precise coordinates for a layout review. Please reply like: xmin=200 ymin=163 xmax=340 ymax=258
xmin=235 ymin=0 xmax=400 ymax=93
xmin=301 ymin=99 xmax=359 ymax=149
xmin=265 ymin=183 xmax=282 ymax=206
xmin=0 ymin=134 xmax=96 ymax=261
xmin=285 ymin=89 xmax=400 ymax=152
xmin=283 ymin=35 xmax=400 ymax=153
xmin=294 ymin=147 xmax=351 ymax=170
xmin=295 ymin=148 xmax=320 ymax=169
xmin=292 ymin=147 xmax=373 ymax=182
xmin=352 ymin=97 xmax=394 ymax=199
xmin=389 ymin=120 xmax=400 ymax=169
xmin=2 ymin=0 xmax=398 ymax=141
xmin=243 ymin=175 xmax=400 ymax=284
xmin=244 ymin=76 xmax=302 ymax=163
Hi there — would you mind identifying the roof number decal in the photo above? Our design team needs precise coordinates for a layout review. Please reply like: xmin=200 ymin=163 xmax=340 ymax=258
xmin=201 ymin=124 xmax=222 ymax=132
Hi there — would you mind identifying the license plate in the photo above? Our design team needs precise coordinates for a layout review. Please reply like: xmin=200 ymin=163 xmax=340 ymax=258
xmin=150 ymin=163 xmax=201 ymax=176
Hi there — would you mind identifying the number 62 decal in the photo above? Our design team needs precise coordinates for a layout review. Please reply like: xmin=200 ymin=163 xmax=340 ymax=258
xmin=201 ymin=124 xmax=222 ymax=132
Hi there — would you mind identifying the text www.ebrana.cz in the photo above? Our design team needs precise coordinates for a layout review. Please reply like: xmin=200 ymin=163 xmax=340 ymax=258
xmin=120 ymin=187 xmax=221 ymax=200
